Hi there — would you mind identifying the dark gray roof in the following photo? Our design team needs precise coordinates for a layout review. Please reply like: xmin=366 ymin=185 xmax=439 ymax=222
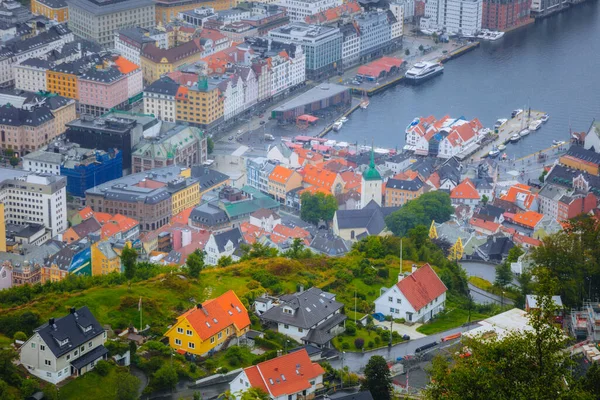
xmin=117 ymin=26 xmax=155 ymax=45
xmin=1 ymin=25 xmax=70 ymax=57
xmin=36 ymin=0 xmax=67 ymax=8
xmin=545 ymin=164 xmax=600 ymax=195
xmin=43 ymin=94 xmax=72 ymax=110
xmin=144 ymin=77 xmax=180 ymax=96
xmin=48 ymin=240 xmax=90 ymax=271
xmin=566 ymin=145 xmax=600 ymax=166
xmin=310 ymin=233 xmax=350 ymax=256
xmin=34 ymin=306 xmax=104 ymax=358
xmin=302 ymin=328 xmax=334 ymax=346
xmin=212 ymin=227 xmax=243 ymax=252
xmin=477 ymin=204 xmax=504 ymax=219
xmin=190 ymin=202 xmax=229 ymax=227
xmin=477 ymin=236 xmax=514 ymax=259
xmin=407 ymin=157 xmax=436 ymax=179
xmin=327 ymin=390 xmax=375 ymax=400
xmin=289 ymin=344 xmax=322 ymax=357
xmin=72 ymin=218 xmax=102 ymax=238
xmin=386 ymin=177 xmax=423 ymax=191
xmin=19 ymin=58 xmax=53 ymax=69
xmin=335 ymin=200 xmax=398 ymax=234
xmin=66 ymin=0 xmax=154 ymax=16
xmin=0 ymin=104 xmax=54 ymax=127
xmin=70 ymin=345 xmax=108 ymax=370
xmin=472 ymin=177 xmax=493 ymax=190
xmin=80 ymin=65 xmax=124 ymax=83
xmin=191 ymin=166 xmax=229 ymax=191
xmin=260 ymin=287 xmax=344 ymax=329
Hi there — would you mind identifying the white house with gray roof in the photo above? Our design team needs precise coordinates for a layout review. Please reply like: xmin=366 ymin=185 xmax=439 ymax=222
xmin=257 ymin=287 xmax=346 ymax=348
xmin=204 ymin=227 xmax=244 ymax=265
xmin=20 ymin=306 xmax=107 ymax=384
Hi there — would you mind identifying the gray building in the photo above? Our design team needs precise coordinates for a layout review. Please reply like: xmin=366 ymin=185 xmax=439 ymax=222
xmin=355 ymin=11 xmax=392 ymax=62
xmin=269 ymin=23 xmax=341 ymax=80
xmin=66 ymin=0 xmax=155 ymax=48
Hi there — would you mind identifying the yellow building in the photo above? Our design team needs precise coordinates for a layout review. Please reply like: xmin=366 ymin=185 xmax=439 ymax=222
xmin=91 ymin=241 xmax=122 ymax=276
xmin=31 ymin=0 xmax=69 ymax=22
xmin=140 ymin=41 xmax=203 ymax=84
xmin=44 ymin=95 xmax=76 ymax=137
xmin=164 ymin=290 xmax=251 ymax=356
xmin=175 ymin=77 xmax=223 ymax=129
xmin=46 ymin=68 xmax=78 ymax=99
xmin=171 ymin=176 xmax=200 ymax=215
xmin=0 ymin=204 xmax=6 ymax=252
xmin=268 ymin=165 xmax=303 ymax=202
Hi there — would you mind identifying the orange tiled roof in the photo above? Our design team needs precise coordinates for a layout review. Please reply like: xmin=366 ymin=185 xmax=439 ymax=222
xmin=101 ymin=223 xmax=121 ymax=240
xmin=79 ymin=206 xmax=94 ymax=220
xmin=450 ymin=178 xmax=479 ymax=199
xmin=427 ymin=171 xmax=441 ymax=189
xmin=512 ymin=211 xmax=544 ymax=229
xmin=469 ymin=217 xmax=500 ymax=233
xmin=114 ymin=56 xmax=139 ymax=74
xmin=300 ymin=164 xmax=339 ymax=191
xmin=340 ymin=171 xmax=361 ymax=191
xmin=396 ymin=264 xmax=447 ymax=311
xmin=272 ymin=224 xmax=311 ymax=239
xmin=172 ymin=206 xmax=194 ymax=225
xmin=299 ymin=185 xmax=331 ymax=195
xmin=179 ymin=290 xmax=250 ymax=341
xmin=269 ymin=165 xmax=295 ymax=184
xmin=513 ymin=233 xmax=542 ymax=247
xmin=295 ymin=148 xmax=324 ymax=165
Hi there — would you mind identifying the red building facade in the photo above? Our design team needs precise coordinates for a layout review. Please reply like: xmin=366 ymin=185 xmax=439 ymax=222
xmin=482 ymin=0 xmax=533 ymax=31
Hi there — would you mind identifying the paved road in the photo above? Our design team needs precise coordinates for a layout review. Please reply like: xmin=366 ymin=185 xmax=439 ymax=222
xmin=328 ymin=325 xmax=476 ymax=373
xmin=461 ymin=261 xmax=520 ymax=287
xmin=468 ymin=283 xmax=515 ymax=306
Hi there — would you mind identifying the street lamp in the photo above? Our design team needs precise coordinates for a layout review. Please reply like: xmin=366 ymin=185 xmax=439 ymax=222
xmin=501 ymin=291 xmax=505 ymax=310
xmin=340 ymin=351 xmax=346 ymax=389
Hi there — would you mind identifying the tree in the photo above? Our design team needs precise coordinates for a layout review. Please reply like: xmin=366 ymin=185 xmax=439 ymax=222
xmin=207 ymin=137 xmax=214 ymax=154
xmin=385 ymin=192 xmax=453 ymax=237
xmin=283 ymin=238 xmax=312 ymax=259
xmin=3 ymin=149 xmax=13 ymax=157
xmin=94 ymin=359 xmax=110 ymax=376
xmin=9 ymin=157 xmax=18 ymax=167
xmin=12 ymin=332 xmax=26 ymax=341
xmin=19 ymin=378 xmax=39 ymax=398
xmin=0 ymin=379 xmax=18 ymax=400
xmin=240 ymin=242 xmax=278 ymax=260
xmin=494 ymin=262 xmax=512 ymax=288
xmin=114 ymin=371 xmax=140 ymax=400
xmin=0 ymin=350 xmax=21 ymax=387
xmin=539 ymin=170 xmax=548 ymax=183
xmin=419 ymin=44 xmax=424 ymax=51
xmin=218 ymin=255 xmax=233 ymax=267
xmin=362 ymin=355 xmax=393 ymax=400
xmin=424 ymin=273 xmax=583 ymax=400
xmin=186 ymin=249 xmax=205 ymax=278
xmin=405 ymin=49 xmax=410 ymax=56
xmin=121 ymin=245 xmax=138 ymax=280
xmin=240 ymin=387 xmax=270 ymax=400
xmin=481 ymin=194 xmax=489 ymax=205
xmin=152 ymin=364 xmax=178 ymax=390
xmin=300 ymin=192 xmax=338 ymax=226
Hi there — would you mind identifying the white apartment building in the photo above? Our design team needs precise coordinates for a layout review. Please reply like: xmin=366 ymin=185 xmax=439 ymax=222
xmin=424 ymin=0 xmax=482 ymax=37
xmin=114 ymin=27 xmax=166 ymax=66
xmin=340 ymin=23 xmax=360 ymax=69
xmin=276 ymin=0 xmax=343 ymax=22
xmin=23 ymin=151 xmax=62 ymax=175
xmin=0 ymin=168 xmax=67 ymax=237
xmin=14 ymin=58 xmax=52 ymax=93
xmin=392 ymin=0 xmax=414 ymax=20
xmin=235 ymin=66 xmax=259 ymax=110
xmin=270 ymin=45 xmax=305 ymax=97
xmin=389 ymin=2 xmax=405 ymax=39
xmin=143 ymin=77 xmax=179 ymax=122
xmin=216 ymin=75 xmax=245 ymax=122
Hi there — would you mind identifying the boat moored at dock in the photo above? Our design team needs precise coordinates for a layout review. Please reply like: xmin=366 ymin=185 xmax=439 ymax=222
xmin=529 ymin=120 xmax=543 ymax=131
xmin=540 ymin=114 xmax=550 ymax=123
xmin=510 ymin=133 xmax=521 ymax=143
xmin=405 ymin=61 xmax=444 ymax=83
xmin=519 ymin=128 xmax=530 ymax=137
xmin=333 ymin=121 xmax=343 ymax=131
xmin=494 ymin=119 xmax=508 ymax=129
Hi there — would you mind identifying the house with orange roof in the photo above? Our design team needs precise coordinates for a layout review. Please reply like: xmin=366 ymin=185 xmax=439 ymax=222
xmin=511 ymin=211 xmax=544 ymax=230
xmin=101 ymin=214 xmax=140 ymax=241
xmin=268 ymin=165 xmax=303 ymax=203
xmin=340 ymin=171 xmax=362 ymax=193
xmin=294 ymin=148 xmax=324 ymax=166
xmin=469 ymin=217 xmax=501 ymax=236
xmin=450 ymin=178 xmax=481 ymax=206
xmin=229 ymin=349 xmax=325 ymax=399
xmin=438 ymin=121 xmax=479 ymax=159
xmin=164 ymin=290 xmax=250 ymax=356
xmin=63 ymin=218 xmax=102 ymax=244
xmin=500 ymin=184 xmax=539 ymax=212
xmin=300 ymin=164 xmax=345 ymax=196
xmin=305 ymin=1 xmax=362 ymax=24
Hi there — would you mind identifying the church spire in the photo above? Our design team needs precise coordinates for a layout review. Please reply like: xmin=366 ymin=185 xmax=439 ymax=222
xmin=362 ymin=139 xmax=381 ymax=181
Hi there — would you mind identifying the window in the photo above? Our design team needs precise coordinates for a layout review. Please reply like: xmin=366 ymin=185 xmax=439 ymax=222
xmin=80 ymin=346 xmax=84 ymax=352
xmin=44 ymin=359 xmax=51 ymax=366
xmin=218 ymin=332 xmax=222 ymax=339
xmin=40 ymin=344 xmax=45 ymax=351
xmin=31 ymin=343 xmax=36 ymax=348
xmin=188 ymin=342 xmax=195 ymax=349
xmin=397 ymin=298 xmax=402 ymax=304
xmin=388 ymin=296 xmax=393 ymax=302
xmin=177 ymin=327 xmax=183 ymax=334
xmin=210 ymin=337 xmax=215 ymax=344
xmin=74 ymin=350 xmax=78 ymax=356
xmin=186 ymin=329 xmax=192 ymax=336
xmin=46 ymin=372 xmax=51 ymax=377
xmin=89 ymin=342 xmax=93 ymax=348
xmin=67 ymin=354 xmax=71 ymax=361
xmin=175 ymin=338 xmax=182 ymax=345
xmin=390 ymin=307 xmax=395 ymax=313
xmin=284 ymin=324 xmax=289 ymax=329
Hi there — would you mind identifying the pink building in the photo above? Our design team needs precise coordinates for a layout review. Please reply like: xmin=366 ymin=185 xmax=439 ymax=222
xmin=114 ymin=56 xmax=144 ymax=102
xmin=0 ymin=104 xmax=56 ymax=157
xmin=78 ymin=66 xmax=129 ymax=117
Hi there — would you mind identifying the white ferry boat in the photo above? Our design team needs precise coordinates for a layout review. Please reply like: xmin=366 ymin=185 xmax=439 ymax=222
xmin=529 ymin=120 xmax=543 ymax=131
xmin=405 ymin=62 xmax=444 ymax=83
xmin=332 ymin=121 xmax=343 ymax=131
xmin=477 ymin=29 xmax=505 ymax=41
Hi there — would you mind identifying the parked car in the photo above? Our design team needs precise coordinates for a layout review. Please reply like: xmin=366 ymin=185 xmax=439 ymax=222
xmin=372 ymin=313 xmax=386 ymax=322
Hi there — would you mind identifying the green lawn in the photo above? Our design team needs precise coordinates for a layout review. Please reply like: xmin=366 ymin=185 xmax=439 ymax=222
xmin=333 ymin=326 xmax=403 ymax=352
xmin=0 ymin=334 xmax=12 ymax=349
xmin=468 ymin=276 xmax=519 ymax=301
xmin=59 ymin=365 xmax=136 ymax=400
xmin=416 ymin=307 xmax=490 ymax=335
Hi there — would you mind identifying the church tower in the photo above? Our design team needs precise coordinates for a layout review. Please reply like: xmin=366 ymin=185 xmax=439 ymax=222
xmin=360 ymin=145 xmax=382 ymax=208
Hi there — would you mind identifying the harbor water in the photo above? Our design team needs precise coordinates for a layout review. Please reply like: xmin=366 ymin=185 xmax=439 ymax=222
xmin=334 ymin=1 xmax=600 ymax=159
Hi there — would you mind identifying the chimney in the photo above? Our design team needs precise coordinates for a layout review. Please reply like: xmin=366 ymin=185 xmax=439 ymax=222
xmin=412 ymin=264 xmax=417 ymax=274
xmin=197 ymin=304 xmax=202 ymax=309
xmin=49 ymin=318 xmax=55 ymax=327
xmin=398 ymin=273 xmax=403 ymax=283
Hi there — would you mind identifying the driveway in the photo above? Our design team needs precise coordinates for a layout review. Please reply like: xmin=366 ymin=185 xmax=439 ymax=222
xmin=373 ymin=320 xmax=426 ymax=340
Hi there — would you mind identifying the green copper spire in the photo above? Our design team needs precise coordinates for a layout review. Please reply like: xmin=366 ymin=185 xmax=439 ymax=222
xmin=362 ymin=142 xmax=381 ymax=181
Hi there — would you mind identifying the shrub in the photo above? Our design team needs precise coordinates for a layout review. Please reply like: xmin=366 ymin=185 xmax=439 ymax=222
xmin=94 ymin=360 xmax=111 ymax=376
xmin=394 ymin=318 xmax=406 ymax=324
xmin=342 ymin=342 xmax=350 ymax=350
xmin=13 ymin=331 xmax=27 ymax=341
xmin=189 ymin=363 xmax=197 ymax=374
xmin=345 ymin=321 xmax=357 ymax=336
xmin=392 ymin=331 xmax=401 ymax=340
xmin=354 ymin=338 xmax=364 ymax=350
xmin=376 ymin=268 xmax=389 ymax=279
xmin=247 ymin=280 xmax=260 ymax=290
xmin=374 ymin=336 xmax=381 ymax=345
xmin=367 ymin=341 xmax=374 ymax=349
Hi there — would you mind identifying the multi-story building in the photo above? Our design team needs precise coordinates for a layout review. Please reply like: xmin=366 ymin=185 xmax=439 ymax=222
xmin=355 ymin=11 xmax=393 ymax=62
xmin=31 ymin=0 xmax=69 ymax=22
xmin=175 ymin=75 xmax=224 ymax=129
xmin=14 ymin=58 xmax=53 ymax=93
xmin=65 ymin=111 xmax=157 ymax=174
xmin=424 ymin=0 xmax=482 ymax=37
xmin=234 ymin=65 xmax=258 ymax=110
xmin=246 ymin=157 xmax=277 ymax=193
xmin=482 ymin=0 xmax=532 ymax=30
xmin=269 ymin=23 xmax=342 ymax=80
xmin=385 ymin=177 xmax=424 ymax=207
xmin=156 ymin=0 xmax=231 ymax=25
xmin=0 ymin=24 xmax=74 ymax=87
xmin=178 ymin=6 xmax=218 ymax=26
xmin=268 ymin=165 xmax=302 ymax=202
xmin=140 ymin=40 xmax=203 ymax=83
xmin=91 ymin=240 xmax=122 ymax=275
xmin=85 ymin=165 xmax=199 ymax=231
xmin=0 ymin=168 xmax=67 ymax=236
xmin=0 ymin=0 xmax=33 ymax=24
xmin=251 ymin=59 xmax=272 ymax=102
xmin=20 ymin=307 xmax=107 ymax=384
xmin=215 ymin=74 xmax=245 ymax=122
xmin=114 ymin=27 xmax=165 ymax=66
xmin=340 ymin=23 xmax=360 ymax=69
xmin=23 ymin=141 xmax=123 ymax=197
xmin=66 ymin=0 xmax=155 ymax=48
xmin=46 ymin=53 xmax=105 ymax=100
xmin=78 ymin=65 xmax=128 ymax=116
xmin=0 ymin=104 xmax=57 ymax=156
xmin=132 ymin=125 xmax=207 ymax=173
xmin=277 ymin=0 xmax=342 ymax=22
xmin=143 ymin=76 xmax=179 ymax=122
xmin=269 ymin=44 xmax=305 ymax=97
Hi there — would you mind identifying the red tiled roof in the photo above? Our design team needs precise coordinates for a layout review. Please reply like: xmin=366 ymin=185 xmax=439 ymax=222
xmin=244 ymin=350 xmax=325 ymax=397
xmin=427 ymin=171 xmax=441 ymax=189
xmin=469 ymin=217 xmax=500 ymax=233
xmin=172 ymin=206 xmax=194 ymax=224
xmin=396 ymin=264 xmax=447 ymax=312
xmin=450 ymin=178 xmax=479 ymax=199
xmin=79 ymin=206 xmax=94 ymax=220
xmin=300 ymin=164 xmax=339 ymax=191
xmin=180 ymin=290 xmax=249 ymax=341
xmin=513 ymin=233 xmax=542 ymax=247
xmin=270 ymin=165 xmax=295 ymax=184
xmin=272 ymin=224 xmax=310 ymax=239
xmin=512 ymin=211 xmax=544 ymax=229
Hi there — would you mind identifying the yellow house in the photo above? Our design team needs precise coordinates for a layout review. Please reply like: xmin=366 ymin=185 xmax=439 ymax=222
xmin=91 ymin=241 xmax=122 ymax=276
xmin=140 ymin=41 xmax=203 ymax=84
xmin=171 ymin=180 xmax=200 ymax=216
xmin=46 ymin=68 xmax=78 ymax=99
xmin=31 ymin=0 xmax=69 ymax=22
xmin=164 ymin=290 xmax=251 ymax=356
xmin=175 ymin=77 xmax=224 ymax=129
xmin=268 ymin=165 xmax=303 ymax=203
